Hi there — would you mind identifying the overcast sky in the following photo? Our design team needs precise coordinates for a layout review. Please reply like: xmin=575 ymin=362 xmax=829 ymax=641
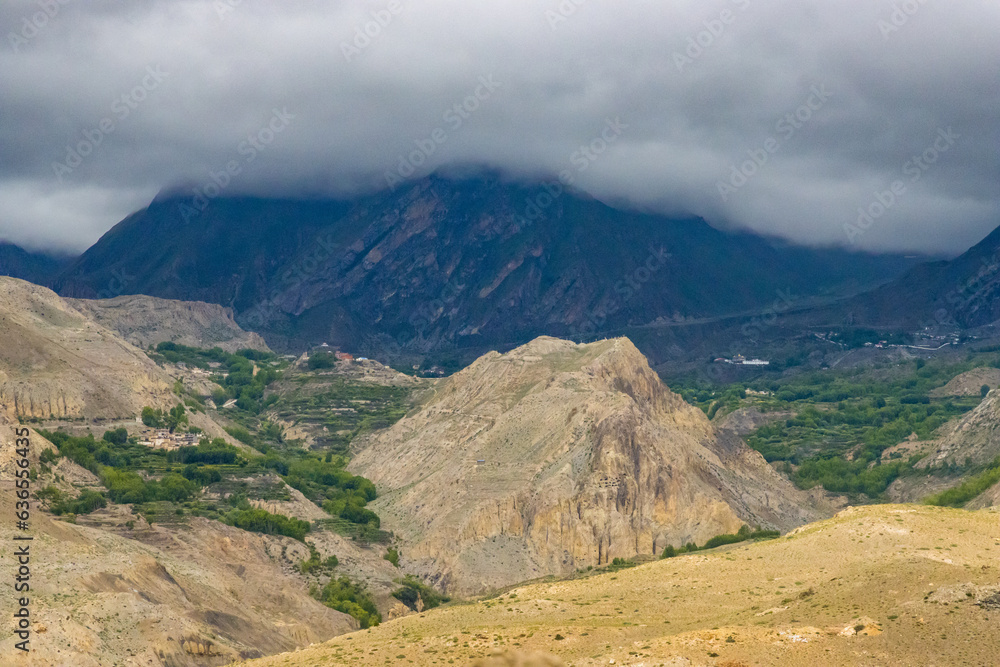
xmin=1 ymin=0 xmax=997 ymax=255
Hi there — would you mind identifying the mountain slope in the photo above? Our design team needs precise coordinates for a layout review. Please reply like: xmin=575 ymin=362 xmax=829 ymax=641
xmin=919 ymin=388 xmax=1000 ymax=468
xmin=51 ymin=175 xmax=922 ymax=354
xmin=840 ymin=221 xmax=1000 ymax=329
xmin=234 ymin=504 xmax=1000 ymax=667
xmin=67 ymin=294 xmax=270 ymax=353
xmin=0 ymin=427 xmax=354 ymax=666
xmin=0 ymin=241 xmax=71 ymax=285
xmin=0 ymin=277 xmax=176 ymax=421
xmin=348 ymin=336 xmax=827 ymax=595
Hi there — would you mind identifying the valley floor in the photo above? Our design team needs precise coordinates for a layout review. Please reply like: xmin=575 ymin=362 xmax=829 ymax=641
xmin=233 ymin=504 xmax=1000 ymax=667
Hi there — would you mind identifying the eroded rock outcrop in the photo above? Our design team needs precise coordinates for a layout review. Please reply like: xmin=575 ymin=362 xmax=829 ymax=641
xmin=350 ymin=336 xmax=827 ymax=594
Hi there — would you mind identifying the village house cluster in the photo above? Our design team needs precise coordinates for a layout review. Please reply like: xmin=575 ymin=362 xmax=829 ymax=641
xmin=137 ymin=428 xmax=199 ymax=451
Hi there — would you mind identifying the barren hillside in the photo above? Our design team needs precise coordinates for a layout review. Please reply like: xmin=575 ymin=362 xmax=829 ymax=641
xmin=232 ymin=504 xmax=1000 ymax=667
xmin=0 ymin=277 xmax=176 ymax=422
xmin=349 ymin=337 xmax=828 ymax=595
xmin=68 ymin=294 xmax=270 ymax=353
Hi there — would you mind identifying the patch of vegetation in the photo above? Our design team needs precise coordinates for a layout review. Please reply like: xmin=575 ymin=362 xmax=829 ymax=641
xmin=319 ymin=576 xmax=381 ymax=628
xmin=661 ymin=525 xmax=780 ymax=558
xmin=148 ymin=342 xmax=283 ymax=414
xmin=141 ymin=404 xmax=189 ymax=431
xmin=177 ymin=439 xmax=242 ymax=465
xmin=279 ymin=455 xmax=379 ymax=528
xmin=270 ymin=377 xmax=410 ymax=456
xmin=35 ymin=486 xmax=107 ymax=516
xmin=37 ymin=430 xmax=263 ymax=522
xmin=384 ymin=547 xmax=400 ymax=567
xmin=674 ymin=355 xmax=991 ymax=500
xmin=101 ymin=468 xmax=199 ymax=504
xmin=298 ymin=542 xmax=339 ymax=574
xmin=925 ymin=457 xmax=1000 ymax=507
xmin=307 ymin=351 xmax=338 ymax=370
xmin=223 ymin=504 xmax=311 ymax=541
xmin=607 ymin=557 xmax=637 ymax=571
xmin=392 ymin=575 xmax=450 ymax=611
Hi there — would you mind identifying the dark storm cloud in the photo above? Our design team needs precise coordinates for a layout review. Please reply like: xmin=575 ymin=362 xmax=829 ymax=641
xmin=0 ymin=0 xmax=997 ymax=253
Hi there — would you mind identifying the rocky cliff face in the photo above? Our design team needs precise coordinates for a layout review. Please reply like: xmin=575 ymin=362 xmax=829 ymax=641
xmin=349 ymin=336 xmax=826 ymax=594
xmin=0 ymin=277 xmax=175 ymax=422
xmin=68 ymin=293 xmax=270 ymax=353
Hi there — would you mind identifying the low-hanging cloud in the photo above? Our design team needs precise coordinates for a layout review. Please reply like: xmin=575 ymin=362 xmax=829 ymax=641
xmin=0 ymin=0 xmax=997 ymax=254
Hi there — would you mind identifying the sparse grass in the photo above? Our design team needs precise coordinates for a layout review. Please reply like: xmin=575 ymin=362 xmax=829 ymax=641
xmin=235 ymin=505 xmax=1000 ymax=667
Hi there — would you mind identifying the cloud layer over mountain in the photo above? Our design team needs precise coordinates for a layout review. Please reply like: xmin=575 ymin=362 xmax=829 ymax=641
xmin=1 ymin=0 xmax=997 ymax=253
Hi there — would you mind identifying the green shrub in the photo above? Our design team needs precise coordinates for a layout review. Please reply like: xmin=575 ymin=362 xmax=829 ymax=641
xmin=178 ymin=438 xmax=241 ymax=465
xmin=141 ymin=406 xmax=164 ymax=428
xmin=608 ymin=557 xmax=636 ymax=570
xmin=37 ymin=487 xmax=107 ymax=516
xmin=320 ymin=577 xmax=381 ymax=628
xmin=925 ymin=457 xmax=1000 ymax=507
xmin=391 ymin=575 xmax=449 ymax=612
xmin=308 ymin=352 xmax=337 ymax=370
xmin=223 ymin=507 xmax=310 ymax=541
xmin=101 ymin=468 xmax=152 ymax=504
xmin=299 ymin=543 xmax=339 ymax=574
xmin=384 ymin=547 xmax=400 ymax=567
xmin=182 ymin=464 xmax=222 ymax=485
xmin=102 ymin=428 xmax=129 ymax=445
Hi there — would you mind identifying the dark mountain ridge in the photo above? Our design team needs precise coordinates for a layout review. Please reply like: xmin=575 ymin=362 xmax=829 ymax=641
xmin=52 ymin=174 xmax=925 ymax=356
xmin=0 ymin=241 xmax=73 ymax=285
xmin=838 ymin=223 xmax=1000 ymax=330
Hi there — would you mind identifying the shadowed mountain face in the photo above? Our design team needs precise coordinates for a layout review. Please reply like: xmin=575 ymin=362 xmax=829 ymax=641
xmin=52 ymin=175 xmax=923 ymax=354
xmin=0 ymin=241 xmax=72 ymax=285
xmin=835 ymin=223 xmax=1000 ymax=330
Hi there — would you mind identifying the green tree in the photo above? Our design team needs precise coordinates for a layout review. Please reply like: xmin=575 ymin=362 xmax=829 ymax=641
xmin=165 ymin=404 xmax=188 ymax=432
xmin=141 ymin=406 xmax=164 ymax=428
xmin=321 ymin=577 xmax=381 ymax=628
xmin=102 ymin=428 xmax=129 ymax=445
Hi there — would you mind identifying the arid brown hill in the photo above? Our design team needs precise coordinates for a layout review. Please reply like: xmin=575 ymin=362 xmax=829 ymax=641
xmin=0 ymin=277 xmax=176 ymax=422
xmin=349 ymin=336 xmax=828 ymax=594
xmin=68 ymin=293 xmax=270 ymax=353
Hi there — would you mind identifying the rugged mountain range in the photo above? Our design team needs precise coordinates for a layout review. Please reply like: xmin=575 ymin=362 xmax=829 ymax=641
xmin=51 ymin=175 xmax=923 ymax=355
xmin=349 ymin=336 xmax=827 ymax=595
